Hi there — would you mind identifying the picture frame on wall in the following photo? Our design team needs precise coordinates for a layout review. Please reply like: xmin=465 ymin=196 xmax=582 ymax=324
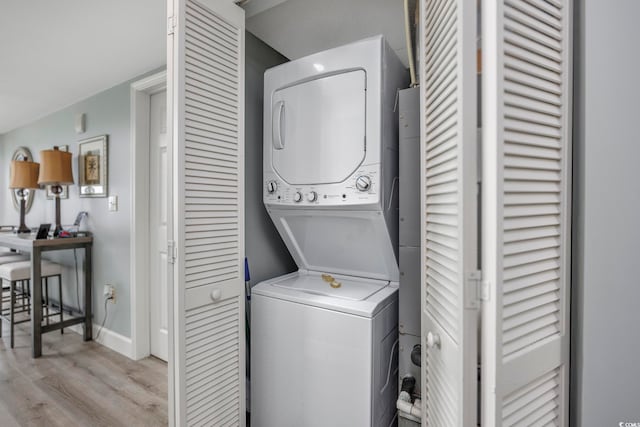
xmin=78 ymin=135 xmax=108 ymax=198
xmin=46 ymin=145 xmax=69 ymax=200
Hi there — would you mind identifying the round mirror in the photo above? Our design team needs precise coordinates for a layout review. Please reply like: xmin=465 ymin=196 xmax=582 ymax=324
xmin=11 ymin=147 xmax=36 ymax=213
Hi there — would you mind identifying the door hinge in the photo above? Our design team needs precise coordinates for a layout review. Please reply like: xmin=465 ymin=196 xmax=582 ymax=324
xmin=168 ymin=240 xmax=177 ymax=264
xmin=466 ymin=270 xmax=483 ymax=308
xmin=167 ymin=15 xmax=176 ymax=35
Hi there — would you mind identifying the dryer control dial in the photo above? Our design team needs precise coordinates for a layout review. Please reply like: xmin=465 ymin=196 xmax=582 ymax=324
xmin=293 ymin=192 xmax=303 ymax=203
xmin=266 ymin=180 xmax=278 ymax=193
xmin=355 ymin=175 xmax=372 ymax=192
xmin=306 ymin=191 xmax=317 ymax=202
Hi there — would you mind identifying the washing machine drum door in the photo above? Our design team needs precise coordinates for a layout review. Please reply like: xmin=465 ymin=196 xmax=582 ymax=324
xmin=270 ymin=70 xmax=366 ymax=185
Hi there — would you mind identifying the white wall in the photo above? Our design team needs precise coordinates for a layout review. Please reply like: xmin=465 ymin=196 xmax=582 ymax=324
xmin=0 ymin=69 xmax=162 ymax=338
xmin=572 ymin=1 xmax=640 ymax=425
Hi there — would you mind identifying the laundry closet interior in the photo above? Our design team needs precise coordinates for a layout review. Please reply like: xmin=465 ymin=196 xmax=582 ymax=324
xmin=166 ymin=0 xmax=572 ymax=426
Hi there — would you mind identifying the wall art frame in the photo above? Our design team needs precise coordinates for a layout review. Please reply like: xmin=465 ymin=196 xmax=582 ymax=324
xmin=78 ymin=135 xmax=108 ymax=198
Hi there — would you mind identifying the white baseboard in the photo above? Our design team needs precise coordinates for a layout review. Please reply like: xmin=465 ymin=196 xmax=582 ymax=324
xmin=69 ymin=324 xmax=133 ymax=359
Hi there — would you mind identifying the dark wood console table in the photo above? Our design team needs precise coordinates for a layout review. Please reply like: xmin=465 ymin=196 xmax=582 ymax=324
xmin=0 ymin=232 xmax=93 ymax=357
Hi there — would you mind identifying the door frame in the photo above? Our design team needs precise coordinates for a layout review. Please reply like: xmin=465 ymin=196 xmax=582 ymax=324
xmin=130 ymin=70 xmax=167 ymax=360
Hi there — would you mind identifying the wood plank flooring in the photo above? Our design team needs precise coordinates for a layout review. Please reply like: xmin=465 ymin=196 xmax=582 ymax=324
xmin=0 ymin=322 xmax=168 ymax=426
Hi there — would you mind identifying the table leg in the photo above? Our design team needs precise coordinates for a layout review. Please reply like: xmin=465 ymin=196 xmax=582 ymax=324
xmin=84 ymin=243 xmax=93 ymax=341
xmin=31 ymin=248 xmax=42 ymax=358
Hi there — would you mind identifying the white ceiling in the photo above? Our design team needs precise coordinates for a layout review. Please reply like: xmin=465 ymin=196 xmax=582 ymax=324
xmin=0 ymin=0 xmax=166 ymax=134
xmin=0 ymin=0 xmax=411 ymax=134
xmin=245 ymin=0 xmax=413 ymax=68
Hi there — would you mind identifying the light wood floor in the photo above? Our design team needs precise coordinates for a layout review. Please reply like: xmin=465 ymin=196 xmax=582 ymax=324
xmin=0 ymin=322 xmax=168 ymax=427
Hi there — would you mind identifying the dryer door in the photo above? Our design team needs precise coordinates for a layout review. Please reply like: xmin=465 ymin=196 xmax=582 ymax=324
xmin=271 ymin=70 xmax=366 ymax=185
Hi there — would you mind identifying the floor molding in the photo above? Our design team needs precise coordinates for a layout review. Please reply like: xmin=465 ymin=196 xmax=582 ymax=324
xmin=68 ymin=324 xmax=133 ymax=359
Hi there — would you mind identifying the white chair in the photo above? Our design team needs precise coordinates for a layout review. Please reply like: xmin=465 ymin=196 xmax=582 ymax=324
xmin=0 ymin=260 xmax=64 ymax=348
xmin=0 ymin=255 xmax=30 ymax=313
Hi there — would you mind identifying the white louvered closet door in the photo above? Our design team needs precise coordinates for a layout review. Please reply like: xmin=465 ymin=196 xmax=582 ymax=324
xmin=420 ymin=0 xmax=478 ymax=425
xmin=167 ymin=0 xmax=245 ymax=426
xmin=481 ymin=0 xmax=572 ymax=425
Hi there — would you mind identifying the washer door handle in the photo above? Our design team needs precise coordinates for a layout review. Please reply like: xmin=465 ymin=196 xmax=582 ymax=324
xmin=272 ymin=100 xmax=285 ymax=150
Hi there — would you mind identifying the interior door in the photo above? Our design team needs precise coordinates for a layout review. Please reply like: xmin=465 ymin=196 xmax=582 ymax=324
xmin=167 ymin=0 xmax=245 ymax=425
xmin=419 ymin=0 xmax=479 ymax=425
xmin=150 ymin=89 xmax=169 ymax=361
xmin=481 ymin=0 xmax=572 ymax=425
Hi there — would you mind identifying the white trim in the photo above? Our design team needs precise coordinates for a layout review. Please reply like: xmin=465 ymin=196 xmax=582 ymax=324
xmin=69 ymin=324 xmax=133 ymax=359
xmin=130 ymin=71 xmax=167 ymax=361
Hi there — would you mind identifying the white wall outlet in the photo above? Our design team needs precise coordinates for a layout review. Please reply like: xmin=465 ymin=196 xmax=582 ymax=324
xmin=108 ymin=195 xmax=118 ymax=212
xmin=103 ymin=284 xmax=116 ymax=303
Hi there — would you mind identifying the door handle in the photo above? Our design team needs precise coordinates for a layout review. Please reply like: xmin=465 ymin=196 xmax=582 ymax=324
xmin=210 ymin=289 xmax=222 ymax=302
xmin=426 ymin=331 xmax=441 ymax=349
xmin=272 ymin=100 xmax=285 ymax=150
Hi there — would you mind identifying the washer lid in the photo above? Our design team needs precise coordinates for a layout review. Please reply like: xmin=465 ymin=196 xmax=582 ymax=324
xmin=252 ymin=271 xmax=397 ymax=318
xmin=271 ymin=271 xmax=388 ymax=301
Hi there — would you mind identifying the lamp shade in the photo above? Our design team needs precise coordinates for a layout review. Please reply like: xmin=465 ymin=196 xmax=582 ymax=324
xmin=38 ymin=147 xmax=74 ymax=185
xmin=9 ymin=159 xmax=40 ymax=189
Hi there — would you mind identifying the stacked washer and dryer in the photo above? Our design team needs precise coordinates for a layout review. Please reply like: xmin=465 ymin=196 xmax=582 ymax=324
xmin=251 ymin=36 xmax=407 ymax=427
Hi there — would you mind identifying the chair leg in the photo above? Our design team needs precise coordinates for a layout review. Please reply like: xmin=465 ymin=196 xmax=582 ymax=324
xmin=19 ymin=281 xmax=23 ymax=312
xmin=44 ymin=277 xmax=50 ymax=326
xmin=58 ymin=275 xmax=63 ymax=334
xmin=26 ymin=280 xmax=30 ymax=315
xmin=10 ymin=281 xmax=15 ymax=349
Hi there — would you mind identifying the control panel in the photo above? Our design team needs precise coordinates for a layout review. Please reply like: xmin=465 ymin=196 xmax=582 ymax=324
xmin=264 ymin=164 xmax=381 ymax=207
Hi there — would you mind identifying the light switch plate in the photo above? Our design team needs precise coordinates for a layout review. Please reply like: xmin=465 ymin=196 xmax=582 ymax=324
xmin=108 ymin=195 xmax=118 ymax=212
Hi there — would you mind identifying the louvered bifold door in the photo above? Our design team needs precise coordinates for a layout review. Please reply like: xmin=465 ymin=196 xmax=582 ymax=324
xmin=419 ymin=0 xmax=479 ymax=425
xmin=167 ymin=0 xmax=245 ymax=426
xmin=481 ymin=0 xmax=572 ymax=426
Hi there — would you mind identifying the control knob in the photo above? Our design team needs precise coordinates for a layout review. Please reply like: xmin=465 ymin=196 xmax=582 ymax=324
xmin=307 ymin=191 xmax=317 ymax=202
xmin=266 ymin=180 xmax=277 ymax=193
xmin=355 ymin=175 xmax=372 ymax=192
xmin=293 ymin=192 xmax=303 ymax=203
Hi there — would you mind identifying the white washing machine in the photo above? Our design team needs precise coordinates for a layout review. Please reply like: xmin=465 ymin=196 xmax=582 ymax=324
xmin=252 ymin=272 xmax=398 ymax=427
xmin=252 ymin=36 xmax=407 ymax=427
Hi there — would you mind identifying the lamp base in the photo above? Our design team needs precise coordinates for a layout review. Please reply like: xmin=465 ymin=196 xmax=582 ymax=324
xmin=17 ymin=194 xmax=30 ymax=234
xmin=16 ymin=224 xmax=31 ymax=234
xmin=53 ymin=189 xmax=62 ymax=238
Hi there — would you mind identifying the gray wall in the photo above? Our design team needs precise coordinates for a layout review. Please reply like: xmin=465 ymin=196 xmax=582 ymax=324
xmin=245 ymin=32 xmax=296 ymax=286
xmin=0 ymin=69 xmax=161 ymax=338
xmin=572 ymin=1 xmax=640 ymax=425
xmin=0 ymin=33 xmax=295 ymax=342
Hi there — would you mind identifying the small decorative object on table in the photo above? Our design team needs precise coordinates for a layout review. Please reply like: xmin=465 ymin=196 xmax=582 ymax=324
xmin=78 ymin=135 xmax=108 ymax=198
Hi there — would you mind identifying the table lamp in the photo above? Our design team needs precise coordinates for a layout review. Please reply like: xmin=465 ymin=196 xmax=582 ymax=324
xmin=38 ymin=146 xmax=74 ymax=237
xmin=9 ymin=159 xmax=40 ymax=234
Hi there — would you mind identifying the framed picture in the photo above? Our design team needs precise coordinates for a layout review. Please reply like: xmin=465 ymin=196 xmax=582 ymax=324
xmin=46 ymin=145 xmax=69 ymax=199
xmin=78 ymin=135 xmax=108 ymax=198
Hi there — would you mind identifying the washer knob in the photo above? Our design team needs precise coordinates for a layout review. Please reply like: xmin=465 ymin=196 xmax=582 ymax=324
xmin=355 ymin=175 xmax=372 ymax=192
xmin=266 ymin=180 xmax=277 ymax=193
xmin=307 ymin=191 xmax=317 ymax=202
xmin=293 ymin=192 xmax=303 ymax=203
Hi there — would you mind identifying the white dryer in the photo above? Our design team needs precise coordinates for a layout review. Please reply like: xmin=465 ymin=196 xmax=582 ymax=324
xmin=252 ymin=36 xmax=407 ymax=427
